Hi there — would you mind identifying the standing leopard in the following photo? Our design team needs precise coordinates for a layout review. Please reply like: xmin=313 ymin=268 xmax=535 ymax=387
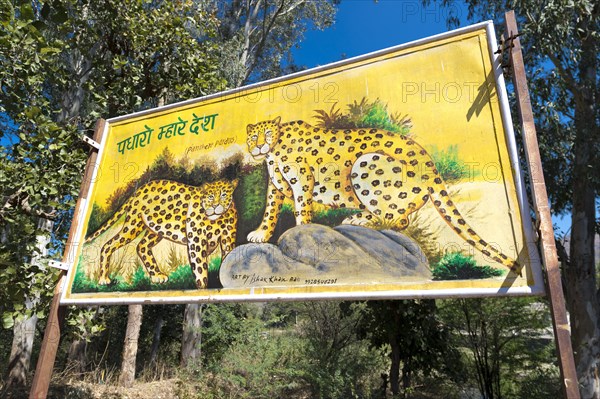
xmin=86 ymin=179 xmax=238 ymax=289
xmin=245 ymin=116 xmax=520 ymax=274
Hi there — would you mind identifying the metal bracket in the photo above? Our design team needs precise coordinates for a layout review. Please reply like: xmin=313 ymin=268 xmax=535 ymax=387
xmin=81 ymin=135 xmax=100 ymax=150
xmin=495 ymin=32 xmax=523 ymax=74
xmin=49 ymin=260 xmax=72 ymax=271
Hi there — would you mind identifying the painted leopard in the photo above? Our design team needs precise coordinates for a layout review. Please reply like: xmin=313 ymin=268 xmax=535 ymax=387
xmin=245 ymin=116 xmax=520 ymax=274
xmin=86 ymin=179 xmax=238 ymax=289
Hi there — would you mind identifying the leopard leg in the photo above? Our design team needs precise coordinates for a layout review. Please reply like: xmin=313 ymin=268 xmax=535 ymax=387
xmin=186 ymin=238 xmax=210 ymax=289
xmin=247 ymin=179 xmax=285 ymax=243
xmin=219 ymin=211 xmax=237 ymax=259
xmin=98 ymin=220 xmax=143 ymax=285
xmin=136 ymin=230 xmax=168 ymax=284
xmin=280 ymin=161 xmax=315 ymax=225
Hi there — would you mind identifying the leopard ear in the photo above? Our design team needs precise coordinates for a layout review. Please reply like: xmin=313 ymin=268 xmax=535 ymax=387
xmin=231 ymin=179 xmax=239 ymax=189
xmin=272 ymin=116 xmax=281 ymax=125
xmin=246 ymin=123 xmax=254 ymax=132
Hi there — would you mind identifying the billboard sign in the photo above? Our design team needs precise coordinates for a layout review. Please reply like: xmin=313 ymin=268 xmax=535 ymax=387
xmin=61 ymin=21 xmax=544 ymax=305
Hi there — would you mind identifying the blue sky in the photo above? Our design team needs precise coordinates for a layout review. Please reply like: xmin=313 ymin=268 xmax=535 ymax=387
xmin=293 ymin=0 xmax=468 ymax=68
xmin=291 ymin=0 xmax=572 ymax=235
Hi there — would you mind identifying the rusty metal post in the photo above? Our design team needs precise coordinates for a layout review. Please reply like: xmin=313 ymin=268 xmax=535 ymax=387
xmin=29 ymin=119 xmax=106 ymax=399
xmin=503 ymin=11 xmax=580 ymax=398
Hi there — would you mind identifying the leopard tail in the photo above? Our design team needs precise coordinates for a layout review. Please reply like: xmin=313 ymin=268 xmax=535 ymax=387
xmin=428 ymin=183 xmax=521 ymax=275
xmin=84 ymin=197 xmax=133 ymax=243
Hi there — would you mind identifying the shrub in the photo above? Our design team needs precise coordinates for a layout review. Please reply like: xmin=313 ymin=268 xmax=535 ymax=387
xmin=430 ymin=145 xmax=470 ymax=183
xmin=432 ymin=252 xmax=504 ymax=280
xmin=314 ymin=97 xmax=411 ymax=135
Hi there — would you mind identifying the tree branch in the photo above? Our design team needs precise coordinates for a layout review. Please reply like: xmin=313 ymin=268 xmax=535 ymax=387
xmin=243 ymin=0 xmax=286 ymax=83
xmin=547 ymin=52 xmax=583 ymax=105
xmin=1 ymin=189 xmax=57 ymax=222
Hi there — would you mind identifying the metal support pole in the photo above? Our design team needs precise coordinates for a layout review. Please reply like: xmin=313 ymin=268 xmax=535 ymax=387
xmin=29 ymin=119 xmax=106 ymax=399
xmin=503 ymin=11 xmax=580 ymax=398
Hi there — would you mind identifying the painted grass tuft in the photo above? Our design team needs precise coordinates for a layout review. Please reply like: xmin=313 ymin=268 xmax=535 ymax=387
xmin=432 ymin=252 xmax=504 ymax=280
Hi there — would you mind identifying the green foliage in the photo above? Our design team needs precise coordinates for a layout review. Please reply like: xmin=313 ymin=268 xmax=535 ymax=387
xmin=71 ymin=263 xmax=197 ymax=293
xmin=429 ymin=145 xmax=471 ymax=183
xmin=65 ymin=307 xmax=105 ymax=343
xmin=312 ymin=207 xmax=360 ymax=226
xmin=216 ymin=0 xmax=337 ymax=86
xmin=86 ymin=203 xmax=110 ymax=239
xmin=439 ymin=297 xmax=555 ymax=398
xmin=300 ymin=301 xmax=385 ymax=398
xmin=1 ymin=0 xmax=227 ymax=331
xmin=261 ymin=302 xmax=302 ymax=328
xmin=0 ymin=0 xmax=87 ymax=327
xmin=358 ymin=300 xmax=463 ymax=395
xmin=202 ymin=303 xmax=261 ymax=368
xmin=432 ymin=252 xmax=504 ymax=280
xmin=209 ymin=329 xmax=309 ymax=398
xmin=314 ymin=98 xmax=412 ymax=135
xmin=234 ymin=164 xmax=268 ymax=241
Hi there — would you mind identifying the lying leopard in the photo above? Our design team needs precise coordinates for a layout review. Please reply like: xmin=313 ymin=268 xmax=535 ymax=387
xmin=86 ymin=179 xmax=238 ymax=289
xmin=245 ymin=116 xmax=520 ymax=274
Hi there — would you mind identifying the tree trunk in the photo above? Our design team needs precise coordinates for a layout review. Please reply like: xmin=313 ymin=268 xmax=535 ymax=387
xmin=565 ymin=24 xmax=600 ymax=398
xmin=119 ymin=304 xmax=143 ymax=388
xmin=180 ymin=304 xmax=203 ymax=368
xmin=66 ymin=339 xmax=87 ymax=374
xmin=389 ymin=334 xmax=401 ymax=395
xmin=401 ymin=358 xmax=412 ymax=394
xmin=5 ymin=217 xmax=52 ymax=388
xmin=149 ymin=314 xmax=164 ymax=365
xmin=5 ymin=314 xmax=38 ymax=389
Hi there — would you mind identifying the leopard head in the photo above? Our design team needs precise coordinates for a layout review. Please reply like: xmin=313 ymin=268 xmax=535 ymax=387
xmin=246 ymin=116 xmax=281 ymax=160
xmin=201 ymin=179 xmax=238 ymax=221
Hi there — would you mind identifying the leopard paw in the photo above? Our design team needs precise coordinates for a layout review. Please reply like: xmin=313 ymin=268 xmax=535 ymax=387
xmin=150 ymin=273 xmax=169 ymax=284
xmin=341 ymin=212 xmax=376 ymax=227
xmin=247 ymin=229 xmax=270 ymax=243
xmin=98 ymin=275 xmax=111 ymax=285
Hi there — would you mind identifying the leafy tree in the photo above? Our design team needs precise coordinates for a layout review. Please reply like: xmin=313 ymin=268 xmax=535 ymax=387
xmin=201 ymin=303 xmax=260 ymax=369
xmin=300 ymin=301 xmax=384 ymax=399
xmin=358 ymin=300 xmax=461 ymax=397
xmin=439 ymin=297 xmax=557 ymax=398
xmin=0 ymin=0 xmax=225 ymax=388
xmin=430 ymin=0 xmax=599 ymax=394
xmin=213 ymin=0 xmax=339 ymax=86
